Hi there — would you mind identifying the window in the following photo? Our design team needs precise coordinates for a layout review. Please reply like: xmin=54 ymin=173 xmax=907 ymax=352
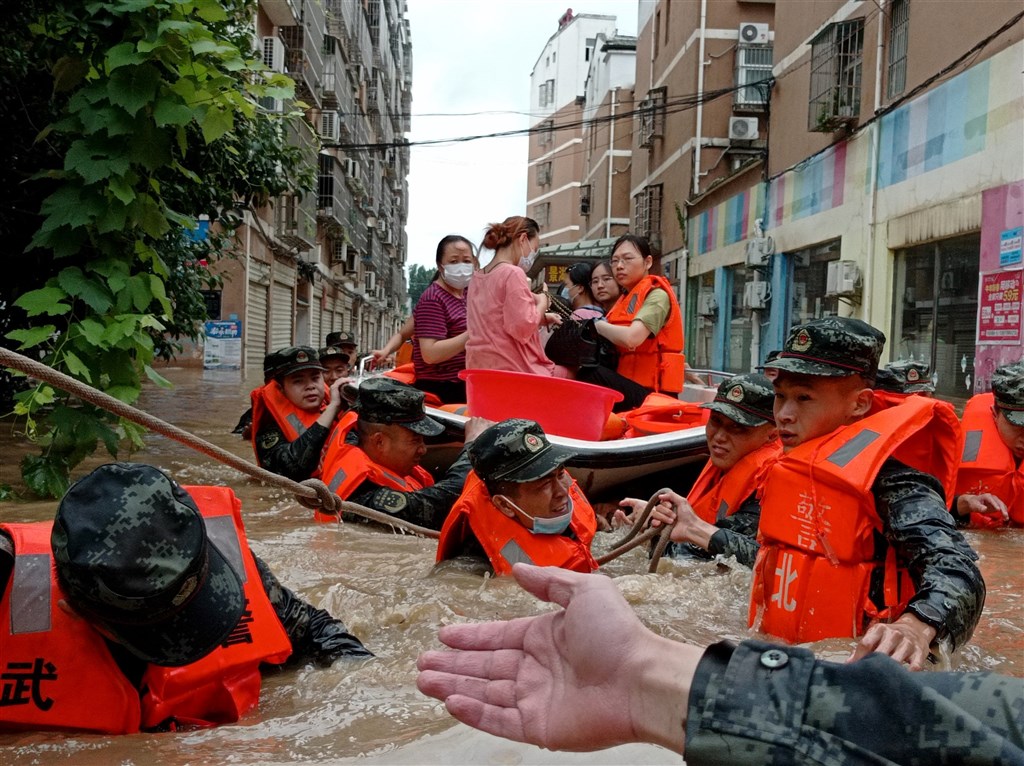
xmin=533 ymin=202 xmax=551 ymax=228
xmin=585 ymin=37 xmax=595 ymax=62
xmin=727 ymin=266 xmax=753 ymax=373
xmin=789 ymin=241 xmax=841 ymax=329
xmin=551 ymin=51 xmax=556 ymax=63
xmin=808 ymin=19 xmax=864 ymax=131
xmin=654 ymin=11 xmax=661 ymax=57
xmin=892 ymin=234 xmax=980 ymax=398
xmin=536 ymin=119 xmax=554 ymax=147
xmin=689 ymin=271 xmax=716 ymax=369
xmin=579 ymin=184 xmax=591 ymax=216
xmin=639 ymin=87 xmax=667 ymax=147
xmin=536 ymin=161 xmax=552 ymax=186
xmin=886 ymin=0 xmax=909 ymax=100
xmin=634 ymin=184 xmax=663 ymax=249
xmin=735 ymin=45 xmax=773 ymax=111
xmin=538 ymin=78 xmax=556 ymax=108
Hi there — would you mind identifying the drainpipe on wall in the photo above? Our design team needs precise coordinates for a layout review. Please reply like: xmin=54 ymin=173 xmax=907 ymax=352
xmin=864 ymin=0 xmax=886 ymax=324
xmin=243 ymin=212 xmax=252 ymax=374
xmin=693 ymin=0 xmax=708 ymax=196
xmin=606 ymin=87 xmax=619 ymax=238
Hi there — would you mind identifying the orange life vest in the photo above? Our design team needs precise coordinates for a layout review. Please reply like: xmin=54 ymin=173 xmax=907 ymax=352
xmin=0 ymin=523 xmax=142 ymax=734
xmin=688 ymin=440 xmax=781 ymax=524
xmin=435 ymin=473 xmax=598 ymax=576
xmin=868 ymin=392 xmax=961 ymax=506
xmin=605 ymin=274 xmax=685 ymax=394
xmin=956 ymin=393 xmax=1024 ymax=525
xmin=249 ymin=381 xmax=325 ymax=462
xmin=139 ymin=485 xmax=293 ymax=729
xmin=0 ymin=487 xmax=290 ymax=734
xmin=749 ymin=396 xmax=959 ymax=643
xmin=316 ymin=412 xmax=434 ymax=522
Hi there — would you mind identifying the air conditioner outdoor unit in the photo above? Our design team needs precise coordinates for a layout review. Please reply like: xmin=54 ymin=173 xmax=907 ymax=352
xmin=743 ymin=281 xmax=770 ymax=310
xmin=258 ymin=96 xmax=284 ymax=113
xmin=826 ymin=260 xmax=862 ymax=297
xmin=738 ymin=22 xmax=769 ymax=45
xmin=697 ymin=293 xmax=719 ymax=317
xmin=745 ymin=235 xmax=775 ymax=267
xmin=343 ymin=158 xmax=359 ymax=177
xmin=319 ymin=112 xmax=340 ymax=142
xmin=729 ymin=116 xmax=759 ymax=141
xmin=261 ymin=36 xmax=286 ymax=73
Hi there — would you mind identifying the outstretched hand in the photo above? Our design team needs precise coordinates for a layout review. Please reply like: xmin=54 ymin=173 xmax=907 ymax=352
xmin=957 ymin=493 xmax=1009 ymax=528
xmin=416 ymin=564 xmax=696 ymax=754
xmin=848 ymin=612 xmax=937 ymax=671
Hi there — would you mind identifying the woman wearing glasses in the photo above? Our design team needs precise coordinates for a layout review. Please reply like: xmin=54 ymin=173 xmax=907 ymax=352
xmin=589 ymin=234 xmax=687 ymax=403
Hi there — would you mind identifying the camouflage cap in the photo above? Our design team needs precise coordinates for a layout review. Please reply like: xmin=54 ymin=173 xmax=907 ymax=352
xmin=319 ymin=344 xmax=351 ymax=364
xmin=469 ymin=419 xmax=576 ymax=483
xmin=877 ymin=360 xmax=935 ymax=394
xmin=764 ymin=317 xmax=885 ymax=379
xmin=992 ymin=361 xmax=1024 ymax=426
xmin=701 ymin=373 xmax=776 ymax=426
xmin=355 ymin=377 xmax=445 ymax=436
xmin=264 ymin=346 xmax=324 ymax=381
xmin=325 ymin=331 xmax=357 ymax=348
xmin=51 ymin=463 xmax=245 ymax=667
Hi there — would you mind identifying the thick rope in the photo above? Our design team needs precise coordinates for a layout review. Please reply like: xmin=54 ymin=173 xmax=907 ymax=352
xmin=0 ymin=347 xmax=440 ymax=539
xmin=596 ymin=488 xmax=674 ymax=572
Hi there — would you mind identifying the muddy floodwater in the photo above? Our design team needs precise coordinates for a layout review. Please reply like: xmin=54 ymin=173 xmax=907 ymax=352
xmin=1 ymin=367 xmax=1021 ymax=765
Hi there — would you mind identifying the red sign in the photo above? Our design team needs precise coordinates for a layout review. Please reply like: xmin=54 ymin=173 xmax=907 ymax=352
xmin=977 ymin=269 xmax=1022 ymax=344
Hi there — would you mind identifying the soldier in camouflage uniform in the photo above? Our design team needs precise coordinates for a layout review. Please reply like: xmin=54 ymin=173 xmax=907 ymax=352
xmin=876 ymin=359 xmax=936 ymax=395
xmin=0 ymin=463 xmax=370 ymax=732
xmin=747 ymin=317 xmax=984 ymax=668
xmin=252 ymin=346 xmax=348 ymax=480
xmin=417 ymin=563 xmax=1024 ymax=765
xmin=320 ymin=377 xmax=491 ymax=530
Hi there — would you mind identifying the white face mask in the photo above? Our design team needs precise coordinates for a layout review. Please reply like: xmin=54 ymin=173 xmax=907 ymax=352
xmin=519 ymin=249 xmax=538 ymax=272
xmin=442 ymin=263 xmax=474 ymax=289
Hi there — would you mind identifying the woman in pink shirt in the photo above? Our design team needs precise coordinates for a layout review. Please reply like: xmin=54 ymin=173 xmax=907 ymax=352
xmin=466 ymin=216 xmax=569 ymax=377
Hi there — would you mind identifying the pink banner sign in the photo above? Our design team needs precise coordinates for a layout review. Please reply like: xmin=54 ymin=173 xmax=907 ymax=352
xmin=978 ymin=269 xmax=1022 ymax=344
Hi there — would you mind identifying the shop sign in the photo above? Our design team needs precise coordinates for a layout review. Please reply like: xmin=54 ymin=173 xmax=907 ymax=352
xmin=977 ymin=269 xmax=1022 ymax=344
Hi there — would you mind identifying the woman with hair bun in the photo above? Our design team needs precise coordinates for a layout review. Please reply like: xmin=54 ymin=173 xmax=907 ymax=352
xmin=465 ymin=216 xmax=568 ymax=377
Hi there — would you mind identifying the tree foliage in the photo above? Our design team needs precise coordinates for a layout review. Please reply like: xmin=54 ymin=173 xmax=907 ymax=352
xmin=0 ymin=0 xmax=312 ymax=497
xmin=407 ymin=264 xmax=436 ymax=308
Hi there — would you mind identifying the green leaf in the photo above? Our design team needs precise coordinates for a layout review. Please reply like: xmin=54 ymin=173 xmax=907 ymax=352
xmin=133 ymin=194 xmax=170 ymax=238
xmin=77 ymin=317 xmax=106 ymax=346
xmin=14 ymin=288 xmax=70 ymax=317
xmin=61 ymin=351 xmax=92 ymax=382
xmin=107 ymin=64 xmax=161 ymax=116
xmin=107 ymin=174 xmax=137 ymax=205
xmin=65 ymin=138 xmax=131 ymax=184
xmin=125 ymin=274 xmax=153 ymax=311
xmin=200 ymin=106 xmax=233 ymax=144
xmin=105 ymin=385 xmax=141 ymax=404
xmin=194 ymin=0 xmax=229 ymax=23
xmin=148 ymin=275 xmax=172 ymax=314
xmin=144 ymin=364 xmax=173 ymax=388
xmin=106 ymin=42 xmax=144 ymax=71
xmin=52 ymin=56 xmax=89 ymax=93
xmin=7 ymin=325 xmax=57 ymax=349
xmin=153 ymin=95 xmax=194 ymax=127
xmin=57 ymin=267 xmax=113 ymax=313
xmin=21 ymin=454 xmax=70 ymax=499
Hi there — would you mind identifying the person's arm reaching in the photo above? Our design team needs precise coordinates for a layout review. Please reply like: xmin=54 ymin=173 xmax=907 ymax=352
xmin=253 ymin=553 xmax=372 ymax=665
xmin=417 ymin=564 xmax=1024 ymax=765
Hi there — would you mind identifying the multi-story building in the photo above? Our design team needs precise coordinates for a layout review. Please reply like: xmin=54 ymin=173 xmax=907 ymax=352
xmin=527 ymin=12 xmax=624 ymax=247
xmin=681 ymin=0 xmax=1022 ymax=398
xmin=213 ymin=0 xmax=411 ymax=372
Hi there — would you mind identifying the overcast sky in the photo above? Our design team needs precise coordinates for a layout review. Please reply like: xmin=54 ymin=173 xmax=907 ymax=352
xmin=403 ymin=0 xmax=639 ymax=270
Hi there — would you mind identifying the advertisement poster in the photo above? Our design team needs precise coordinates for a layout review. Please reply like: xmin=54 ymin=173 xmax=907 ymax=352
xmin=977 ymin=270 xmax=1022 ymax=344
xmin=203 ymin=320 xmax=243 ymax=369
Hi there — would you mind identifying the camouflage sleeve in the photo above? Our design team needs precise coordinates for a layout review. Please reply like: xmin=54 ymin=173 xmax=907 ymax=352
xmin=253 ymin=553 xmax=373 ymax=665
xmin=685 ymin=639 xmax=1024 ymax=766
xmin=707 ymin=494 xmax=761 ymax=566
xmin=872 ymin=459 xmax=986 ymax=650
xmin=345 ymin=447 xmax=473 ymax=531
xmin=255 ymin=421 xmax=331 ymax=481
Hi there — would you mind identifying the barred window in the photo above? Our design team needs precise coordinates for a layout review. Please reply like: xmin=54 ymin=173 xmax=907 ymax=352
xmin=808 ymin=19 xmax=864 ymax=131
xmin=536 ymin=161 xmax=552 ymax=186
xmin=579 ymin=184 xmax=591 ymax=216
xmin=535 ymin=119 xmax=554 ymax=147
xmin=735 ymin=45 xmax=773 ymax=111
xmin=533 ymin=202 xmax=551 ymax=228
xmin=886 ymin=0 xmax=909 ymax=100
xmin=639 ymin=87 xmax=667 ymax=147
xmin=634 ymin=185 xmax=663 ymax=248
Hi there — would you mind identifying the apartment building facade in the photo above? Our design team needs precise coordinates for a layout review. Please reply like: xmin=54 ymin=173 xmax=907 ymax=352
xmin=213 ymin=0 xmax=411 ymax=372
xmin=682 ymin=0 xmax=1022 ymax=398
xmin=527 ymin=13 xmax=624 ymax=247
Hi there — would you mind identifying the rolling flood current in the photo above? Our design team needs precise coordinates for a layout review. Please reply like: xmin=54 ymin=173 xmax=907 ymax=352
xmin=0 ymin=366 xmax=1021 ymax=765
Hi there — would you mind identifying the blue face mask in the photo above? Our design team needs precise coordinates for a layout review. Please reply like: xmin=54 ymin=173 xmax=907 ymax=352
xmin=559 ymin=285 xmax=571 ymax=300
xmin=499 ymin=495 xmax=574 ymax=535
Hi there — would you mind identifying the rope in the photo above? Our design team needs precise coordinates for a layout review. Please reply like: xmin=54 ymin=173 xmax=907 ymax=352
xmin=0 ymin=347 xmax=440 ymax=539
xmin=596 ymin=488 xmax=674 ymax=572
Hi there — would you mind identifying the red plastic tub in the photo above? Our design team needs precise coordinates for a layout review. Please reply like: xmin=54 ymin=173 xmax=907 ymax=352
xmin=459 ymin=369 xmax=623 ymax=441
